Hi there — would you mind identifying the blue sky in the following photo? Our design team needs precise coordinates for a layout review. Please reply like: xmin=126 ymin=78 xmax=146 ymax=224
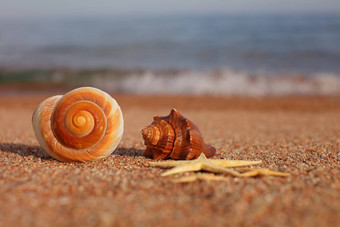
xmin=1 ymin=0 xmax=340 ymax=18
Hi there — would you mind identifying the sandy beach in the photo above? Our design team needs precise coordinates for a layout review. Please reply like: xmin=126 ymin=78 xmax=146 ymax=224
xmin=0 ymin=94 xmax=339 ymax=226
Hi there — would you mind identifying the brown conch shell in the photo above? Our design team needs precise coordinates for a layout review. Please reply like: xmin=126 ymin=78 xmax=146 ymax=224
xmin=141 ymin=108 xmax=215 ymax=160
xmin=32 ymin=87 xmax=124 ymax=162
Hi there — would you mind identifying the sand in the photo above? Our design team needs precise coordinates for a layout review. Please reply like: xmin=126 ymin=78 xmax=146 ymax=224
xmin=0 ymin=94 xmax=339 ymax=226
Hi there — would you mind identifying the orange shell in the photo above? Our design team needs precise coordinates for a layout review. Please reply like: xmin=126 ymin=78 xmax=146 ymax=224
xmin=32 ymin=87 xmax=124 ymax=162
xmin=142 ymin=109 xmax=215 ymax=160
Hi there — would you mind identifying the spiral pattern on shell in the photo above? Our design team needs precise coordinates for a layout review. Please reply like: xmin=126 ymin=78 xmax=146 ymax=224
xmin=32 ymin=87 xmax=124 ymax=162
xmin=142 ymin=108 xmax=215 ymax=160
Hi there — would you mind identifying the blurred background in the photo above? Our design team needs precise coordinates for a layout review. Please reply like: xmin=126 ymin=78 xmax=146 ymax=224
xmin=0 ymin=0 xmax=339 ymax=96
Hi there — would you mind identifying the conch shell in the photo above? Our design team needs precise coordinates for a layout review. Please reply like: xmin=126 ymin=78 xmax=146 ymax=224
xmin=142 ymin=108 xmax=215 ymax=160
xmin=32 ymin=87 xmax=124 ymax=162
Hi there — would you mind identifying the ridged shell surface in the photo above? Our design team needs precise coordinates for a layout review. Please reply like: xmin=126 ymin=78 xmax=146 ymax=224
xmin=32 ymin=87 xmax=124 ymax=162
xmin=142 ymin=108 xmax=215 ymax=160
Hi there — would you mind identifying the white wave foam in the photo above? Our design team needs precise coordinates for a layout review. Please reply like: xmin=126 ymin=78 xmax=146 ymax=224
xmin=90 ymin=70 xmax=340 ymax=96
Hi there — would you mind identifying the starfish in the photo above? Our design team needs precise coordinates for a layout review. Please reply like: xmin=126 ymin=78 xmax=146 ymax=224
xmin=148 ymin=153 xmax=289 ymax=177
xmin=173 ymin=173 xmax=229 ymax=183
xmin=148 ymin=153 xmax=262 ymax=177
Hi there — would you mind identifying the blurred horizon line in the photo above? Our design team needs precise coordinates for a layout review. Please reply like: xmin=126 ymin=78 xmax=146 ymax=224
xmin=1 ymin=10 xmax=340 ymax=21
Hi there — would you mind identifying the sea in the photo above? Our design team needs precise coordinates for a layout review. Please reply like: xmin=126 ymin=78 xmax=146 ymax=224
xmin=0 ymin=13 xmax=339 ymax=96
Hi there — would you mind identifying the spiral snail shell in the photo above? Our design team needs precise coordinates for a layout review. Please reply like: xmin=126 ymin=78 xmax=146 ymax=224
xmin=142 ymin=108 xmax=216 ymax=160
xmin=32 ymin=87 xmax=124 ymax=162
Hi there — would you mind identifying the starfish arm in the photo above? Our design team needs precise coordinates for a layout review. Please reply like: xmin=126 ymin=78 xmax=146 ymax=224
xmin=240 ymin=170 xmax=260 ymax=177
xmin=201 ymin=164 xmax=242 ymax=177
xmin=197 ymin=153 xmax=208 ymax=160
xmin=172 ymin=175 xmax=199 ymax=183
xmin=209 ymin=159 xmax=262 ymax=168
xmin=198 ymin=174 xmax=229 ymax=182
xmin=173 ymin=173 xmax=229 ymax=183
xmin=148 ymin=153 xmax=206 ymax=167
xmin=239 ymin=168 xmax=290 ymax=177
xmin=258 ymin=169 xmax=290 ymax=177
xmin=161 ymin=163 xmax=203 ymax=176
xmin=148 ymin=160 xmax=192 ymax=167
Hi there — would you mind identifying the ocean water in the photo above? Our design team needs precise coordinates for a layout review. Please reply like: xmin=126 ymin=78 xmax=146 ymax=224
xmin=0 ymin=14 xmax=339 ymax=95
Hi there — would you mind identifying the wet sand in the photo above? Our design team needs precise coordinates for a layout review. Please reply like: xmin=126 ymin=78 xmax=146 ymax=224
xmin=0 ymin=94 xmax=339 ymax=226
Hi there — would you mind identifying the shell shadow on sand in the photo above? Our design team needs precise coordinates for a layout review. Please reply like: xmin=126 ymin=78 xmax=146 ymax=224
xmin=0 ymin=143 xmax=52 ymax=160
xmin=113 ymin=147 xmax=145 ymax=157
xmin=0 ymin=143 xmax=145 ymax=160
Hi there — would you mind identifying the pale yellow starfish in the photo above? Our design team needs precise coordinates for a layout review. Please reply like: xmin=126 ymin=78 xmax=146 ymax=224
xmin=148 ymin=153 xmax=289 ymax=177
xmin=148 ymin=153 xmax=262 ymax=177
xmin=173 ymin=173 xmax=229 ymax=183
